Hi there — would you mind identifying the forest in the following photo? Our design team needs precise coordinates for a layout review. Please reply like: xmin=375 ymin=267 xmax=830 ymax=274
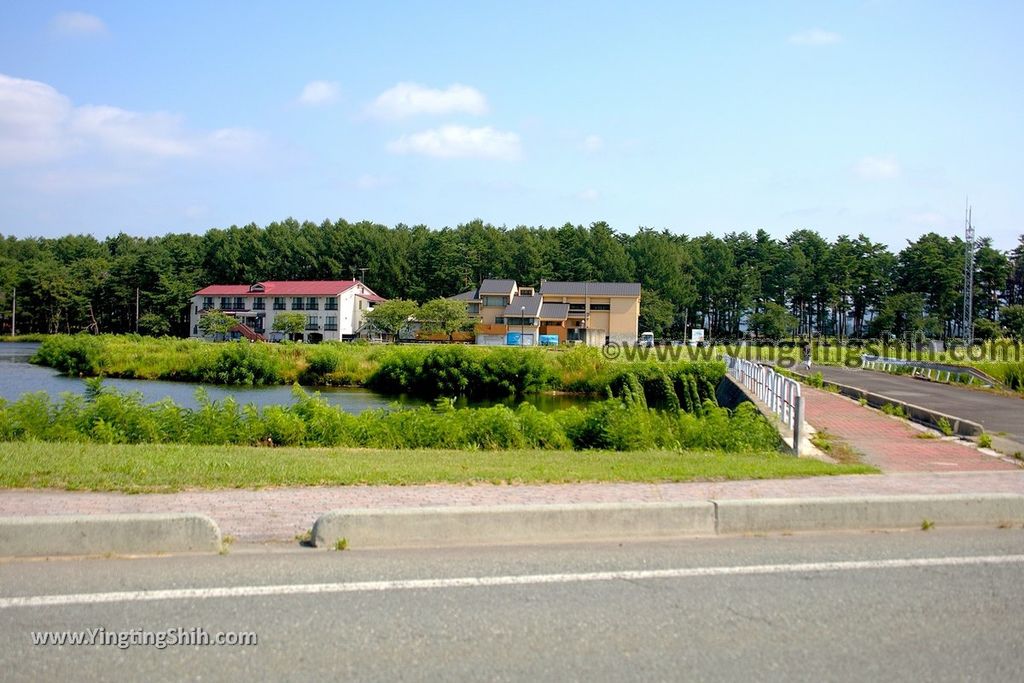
xmin=2 ymin=218 xmax=1023 ymax=341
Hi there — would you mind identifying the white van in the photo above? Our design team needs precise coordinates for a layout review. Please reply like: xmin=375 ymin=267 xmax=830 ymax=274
xmin=639 ymin=332 xmax=655 ymax=348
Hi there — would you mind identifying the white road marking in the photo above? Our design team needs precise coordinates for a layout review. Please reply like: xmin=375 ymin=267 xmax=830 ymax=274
xmin=2 ymin=554 xmax=1022 ymax=609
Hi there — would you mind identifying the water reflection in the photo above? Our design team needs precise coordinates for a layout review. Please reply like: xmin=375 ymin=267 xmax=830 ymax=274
xmin=0 ymin=343 xmax=588 ymax=413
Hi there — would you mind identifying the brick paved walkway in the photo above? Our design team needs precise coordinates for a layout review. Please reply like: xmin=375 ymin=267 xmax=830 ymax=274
xmin=801 ymin=386 xmax=1019 ymax=473
xmin=2 ymin=471 xmax=1022 ymax=542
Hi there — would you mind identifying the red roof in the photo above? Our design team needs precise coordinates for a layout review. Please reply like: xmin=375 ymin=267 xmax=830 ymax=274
xmin=195 ymin=280 xmax=368 ymax=296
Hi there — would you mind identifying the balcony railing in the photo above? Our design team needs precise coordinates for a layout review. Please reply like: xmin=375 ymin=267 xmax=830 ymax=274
xmin=291 ymin=302 xmax=305 ymax=310
xmin=325 ymin=303 xmax=338 ymax=311
xmin=324 ymin=324 xmax=338 ymax=331
xmin=306 ymin=303 xmax=319 ymax=310
xmin=305 ymin=324 xmax=320 ymax=331
xmin=219 ymin=304 xmax=247 ymax=312
xmin=272 ymin=303 xmax=286 ymax=310
xmin=252 ymin=303 xmax=266 ymax=310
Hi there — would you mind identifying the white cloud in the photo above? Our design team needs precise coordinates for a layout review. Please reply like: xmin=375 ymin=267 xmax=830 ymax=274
xmin=577 ymin=188 xmax=600 ymax=202
xmin=854 ymin=155 xmax=901 ymax=180
xmin=51 ymin=11 xmax=108 ymax=37
xmin=71 ymin=106 xmax=197 ymax=158
xmin=0 ymin=72 xmax=262 ymax=167
xmin=297 ymin=80 xmax=340 ymax=106
xmin=0 ymin=74 xmax=72 ymax=165
xmin=582 ymin=134 xmax=604 ymax=152
xmin=368 ymin=82 xmax=488 ymax=119
xmin=789 ymin=28 xmax=842 ymax=46
xmin=388 ymin=125 xmax=521 ymax=160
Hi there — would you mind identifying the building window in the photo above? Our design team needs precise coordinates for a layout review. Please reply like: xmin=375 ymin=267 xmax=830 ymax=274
xmin=292 ymin=297 xmax=304 ymax=310
xmin=306 ymin=315 xmax=319 ymax=331
xmin=590 ymin=303 xmax=610 ymax=311
xmin=253 ymin=297 xmax=265 ymax=310
xmin=494 ymin=317 xmax=505 ymax=324
xmin=467 ymin=303 xmax=480 ymax=315
xmin=324 ymin=316 xmax=338 ymax=331
xmin=568 ymin=303 xmax=586 ymax=312
xmin=325 ymin=297 xmax=338 ymax=311
xmin=234 ymin=296 xmax=244 ymax=310
xmin=202 ymin=297 xmax=214 ymax=309
xmin=220 ymin=297 xmax=231 ymax=309
xmin=306 ymin=297 xmax=319 ymax=310
xmin=506 ymin=317 xmax=535 ymax=326
xmin=272 ymin=297 xmax=286 ymax=310
xmin=482 ymin=296 xmax=507 ymax=307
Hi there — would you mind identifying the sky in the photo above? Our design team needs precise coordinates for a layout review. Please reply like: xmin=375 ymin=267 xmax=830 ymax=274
xmin=0 ymin=1 xmax=1021 ymax=249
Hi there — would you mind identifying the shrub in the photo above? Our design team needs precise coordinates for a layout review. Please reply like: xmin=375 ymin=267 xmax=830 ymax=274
xmin=204 ymin=342 xmax=282 ymax=385
xmin=0 ymin=378 xmax=781 ymax=454
xmin=32 ymin=334 xmax=103 ymax=376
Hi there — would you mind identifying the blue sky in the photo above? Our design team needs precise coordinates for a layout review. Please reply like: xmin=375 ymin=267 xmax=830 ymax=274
xmin=1 ymin=1 xmax=1021 ymax=249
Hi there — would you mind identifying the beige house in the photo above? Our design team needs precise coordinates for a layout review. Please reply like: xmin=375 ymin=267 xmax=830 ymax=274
xmin=450 ymin=279 xmax=641 ymax=346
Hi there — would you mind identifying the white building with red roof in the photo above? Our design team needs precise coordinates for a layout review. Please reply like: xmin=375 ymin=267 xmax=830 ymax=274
xmin=190 ymin=280 xmax=386 ymax=342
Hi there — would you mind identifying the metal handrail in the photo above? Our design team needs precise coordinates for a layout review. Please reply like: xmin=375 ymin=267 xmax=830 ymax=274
xmin=860 ymin=354 xmax=1000 ymax=387
xmin=723 ymin=354 xmax=805 ymax=455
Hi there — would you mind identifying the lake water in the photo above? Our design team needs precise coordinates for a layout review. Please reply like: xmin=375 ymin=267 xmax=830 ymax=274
xmin=0 ymin=343 xmax=588 ymax=413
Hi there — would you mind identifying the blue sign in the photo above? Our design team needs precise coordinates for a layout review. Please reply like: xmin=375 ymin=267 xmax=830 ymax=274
xmin=539 ymin=335 xmax=560 ymax=346
xmin=506 ymin=332 xmax=522 ymax=345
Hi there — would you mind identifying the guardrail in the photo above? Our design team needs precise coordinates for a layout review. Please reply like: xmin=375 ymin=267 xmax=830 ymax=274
xmin=860 ymin=355 xmax=1001 ymax=388
xmin=723 ymin=354 xmax=805 ymax=455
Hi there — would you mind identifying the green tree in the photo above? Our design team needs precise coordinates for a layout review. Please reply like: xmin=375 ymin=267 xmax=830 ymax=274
xmin=869 ymin=293 xmax=928 ymax=340
xmin=638 ymin=290 xmax=675 ymax=338
xmin=138 ymin=312 xmax=170 ymax=336
xmin=749 ymin=302 xmax=798 ymax=340
xmin=198 ymin=310 xmax=237 ymax=338
xmin=272 ymin=312 xmax=306 ymax=337
xmin=973 ymin=317 xmax=1002 ymax=341
xmin=419 ymin=298 xmax=470 ymax=341
xmin=365 ymin=299 xmax=419 ymax=340
xmin=1000 ymin=305 xmax=1024 ymax=340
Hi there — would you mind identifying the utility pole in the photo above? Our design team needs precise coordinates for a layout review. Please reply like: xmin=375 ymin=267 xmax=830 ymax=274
xmin=962 ymin=201 xmax=975 ymax=345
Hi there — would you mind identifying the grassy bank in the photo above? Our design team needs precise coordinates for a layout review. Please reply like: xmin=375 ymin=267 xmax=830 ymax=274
xmin=0 ymin=441 xmax=876 ymax=492
xmin=0 ymin=334 xmax=49 ymax=343
xmin=0 ymin=381 xmax=778 ymax=452
xmin=31 ymin=334 xmax=725 ymax=398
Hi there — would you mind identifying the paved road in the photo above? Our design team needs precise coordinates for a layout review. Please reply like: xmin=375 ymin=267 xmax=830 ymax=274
xmin=796 ymin=364 xmax=1024 ymax=444
xmin=2 ymin=529 xmax=1023 ymax=681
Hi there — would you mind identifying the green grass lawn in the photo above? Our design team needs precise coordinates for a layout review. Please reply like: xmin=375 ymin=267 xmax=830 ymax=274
xmin=0 ymin=441 xmax=876 ymax=493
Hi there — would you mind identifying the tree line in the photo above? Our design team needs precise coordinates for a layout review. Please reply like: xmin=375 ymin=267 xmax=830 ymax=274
xmin=2 ymin=218 xmax=1023 ymax=340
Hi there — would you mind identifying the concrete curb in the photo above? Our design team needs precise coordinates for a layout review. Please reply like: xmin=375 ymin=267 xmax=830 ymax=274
xmin=312 ymin=495 xmax=1024 ymax=549
xmin=0 ymin=513 xmax=222 ymax=558
xmin=715 ymin=494 xmax=1024 ymax=534
xmin=312 ymin=502 xmax=716 ymax=549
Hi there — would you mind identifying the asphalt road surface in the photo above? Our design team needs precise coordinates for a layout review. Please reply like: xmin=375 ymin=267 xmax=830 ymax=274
xmin=795 ymin=364 xmax=1024 ymax=444
xmin=2 ymin=529 xmax=1023 ymax=681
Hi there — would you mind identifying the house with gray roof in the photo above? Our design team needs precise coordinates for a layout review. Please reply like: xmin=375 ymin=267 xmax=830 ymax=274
xmin=448 ymin=278 xmax=641 ymax=346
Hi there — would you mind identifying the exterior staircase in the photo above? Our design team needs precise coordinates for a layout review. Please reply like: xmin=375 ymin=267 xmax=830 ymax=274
xmin=230 ymin=322 xmax=267 ymax=342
